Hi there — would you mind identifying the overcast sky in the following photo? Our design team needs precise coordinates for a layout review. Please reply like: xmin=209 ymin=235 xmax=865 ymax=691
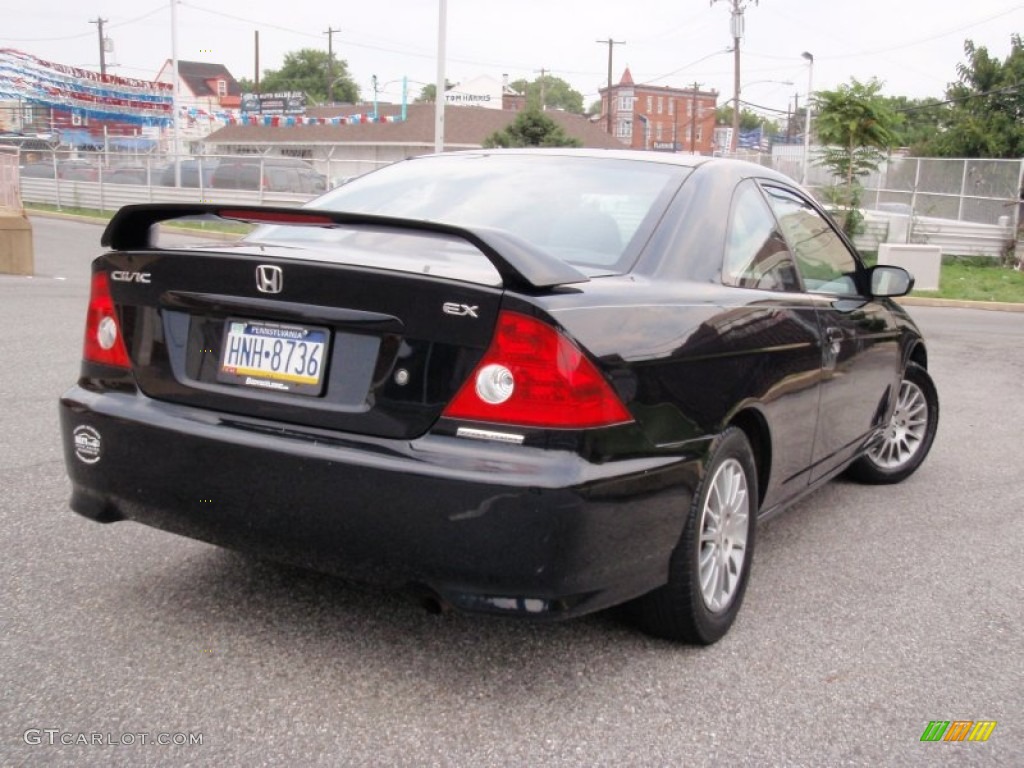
xmin=2 ymin=1 xmax=1021 ymax=116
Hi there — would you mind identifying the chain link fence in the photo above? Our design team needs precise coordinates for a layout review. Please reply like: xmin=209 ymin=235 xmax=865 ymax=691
xmin=14 ymin=148 xmax=392 ymax=212
xmin=728 ymin=147 xmax=1024 ymax=257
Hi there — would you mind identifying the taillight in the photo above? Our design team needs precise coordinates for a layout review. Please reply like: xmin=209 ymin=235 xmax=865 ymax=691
xmin=83 ymin=272 xmax=131 ymax=368
xmin=443 ymin=311 xmax=632 ymax=429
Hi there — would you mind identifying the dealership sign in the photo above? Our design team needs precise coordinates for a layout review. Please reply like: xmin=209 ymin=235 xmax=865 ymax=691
xmin=444 ymin=75 xmax=503 ymax=110
xmin=240 ymin=92 xmax=307 ymax=115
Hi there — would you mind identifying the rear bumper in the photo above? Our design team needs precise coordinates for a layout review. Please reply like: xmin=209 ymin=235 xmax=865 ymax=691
xmin=60 ymin=386 xmax=704 ymax=619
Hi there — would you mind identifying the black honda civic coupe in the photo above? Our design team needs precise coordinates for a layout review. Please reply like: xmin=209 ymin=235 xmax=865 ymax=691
xmin=59 ymin=149 xmax=938 ymax=644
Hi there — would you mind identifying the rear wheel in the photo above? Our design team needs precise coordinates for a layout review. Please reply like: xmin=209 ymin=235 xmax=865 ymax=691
xmin=847 ymin=362 xmax=938 ymax=484
xmin=628 ymin=427 xmax=757 ymax=644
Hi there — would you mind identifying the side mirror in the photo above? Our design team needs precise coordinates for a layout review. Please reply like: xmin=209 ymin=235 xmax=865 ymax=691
xmin=868 ymin=265 xmax=914 ymax=298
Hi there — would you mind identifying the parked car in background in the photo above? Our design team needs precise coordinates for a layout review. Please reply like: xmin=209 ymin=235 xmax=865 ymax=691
xmin=57 ymin=160 xmax=99 ymax=181
xmin=211 ymin=157 xmax=326 ymax=194
xmin=105 ymin=167 xmax=150 ymax=185
xmin=159 ymin=158 xmax=219 ymax=188
xmin=59 ymin=150 xmax=938 ymax=645
xmin=19 ymin=162 xmax=57 ymax=179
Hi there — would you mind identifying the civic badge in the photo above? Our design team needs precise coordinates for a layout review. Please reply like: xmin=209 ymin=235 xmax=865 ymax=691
xmin=256 ymin=265 xmax=283 ymax=294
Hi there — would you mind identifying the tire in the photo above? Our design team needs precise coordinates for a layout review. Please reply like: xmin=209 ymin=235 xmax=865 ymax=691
xmin=846 ymin=362 xmax=938 ymax=485
xmin=628 ymin=427 xmax=758 ymax=644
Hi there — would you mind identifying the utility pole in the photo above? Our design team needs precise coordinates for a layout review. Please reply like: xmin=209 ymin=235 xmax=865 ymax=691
xmin=435 ymin=0 xmax=447 ymax=153
xmin=324 ymin=26 xmax=341 ymax=103
xmin=254 ymin=30 xmax=260 ymax=94
xmin=533 ymin=67 xmax=548 ymax=110
xmin=90 ymin=18 xmax=108 ymax=76
xmin=711 ymin=0 xmax=758 ymax=153
xmin=596 ymin=38 xmax=625 ymax=135
xmin=690 ymin=81 xmax=701 ymax=153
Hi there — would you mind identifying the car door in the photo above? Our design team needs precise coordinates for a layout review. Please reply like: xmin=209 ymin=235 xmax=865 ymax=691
xmin=761 ymin=183 xmax=903 ymax=481
xmin=719 ymin=180 xmax=824 ymax=509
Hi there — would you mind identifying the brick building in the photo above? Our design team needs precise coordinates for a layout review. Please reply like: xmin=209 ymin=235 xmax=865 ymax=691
xmin=598 ymin=68 xmax=718 ymax=154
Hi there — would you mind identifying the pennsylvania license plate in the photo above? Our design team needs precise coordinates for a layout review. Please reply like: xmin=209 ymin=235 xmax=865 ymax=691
xmin=217 ymin=318 xmax=329 ymax=396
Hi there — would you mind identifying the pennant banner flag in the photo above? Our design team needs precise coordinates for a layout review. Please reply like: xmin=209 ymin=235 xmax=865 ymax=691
xmin=0 ymin=48 xmax=172 ymax=126
xmin=223 ymin=113 xmax=405 ymax=126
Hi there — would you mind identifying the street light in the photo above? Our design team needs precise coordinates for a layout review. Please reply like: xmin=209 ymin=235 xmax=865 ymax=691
xmin=743 ymin=79 xmax=793 ymax=88
xmin=801 ymin=51 xmax=814 ymax=186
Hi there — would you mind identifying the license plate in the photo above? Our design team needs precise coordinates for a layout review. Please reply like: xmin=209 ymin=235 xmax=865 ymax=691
xmin=217 ymin=318 xmax=329 ymax=396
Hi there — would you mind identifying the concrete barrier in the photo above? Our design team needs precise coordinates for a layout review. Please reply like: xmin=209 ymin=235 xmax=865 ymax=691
xmin=878 ymin=243 xmax=941 ymax=291
xmin=0 ymin=210 xmax=34 ymax=275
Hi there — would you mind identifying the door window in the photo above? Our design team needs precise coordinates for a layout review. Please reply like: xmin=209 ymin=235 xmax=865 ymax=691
xmin=723 ymin=181 xmax=802 ymax=292
xmin=763 ymin=185 xmax=860 ymax=296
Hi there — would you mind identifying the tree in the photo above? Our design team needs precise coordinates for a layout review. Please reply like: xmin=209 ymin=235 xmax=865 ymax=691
xmin=255 ymin=48 xmax=359 ymax=105
xmin=415 ymin=80 xmax=455 ymax=103
xmin=812 ymin=77 xmax=899 ymax=236
xmin=482 ymin=108 xmax=582 ymax=148
xmin=881 ymin=95 xmax=947 ymax=152
xmin=509 ymin=75 xmax=585 ymax=114
xmin=716 ymin=105 xmax=781 ymax=141
xmin=918 ymin=35 xmax=1024 ymax=158
xmin=715 ymin=105 xmax=764 ymax=132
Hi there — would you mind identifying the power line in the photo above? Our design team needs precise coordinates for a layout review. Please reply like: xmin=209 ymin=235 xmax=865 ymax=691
xmin=891 ymin=83 xmax=1020 ymax=112
xmin=638 ymin=48 xmax=732 ymax=86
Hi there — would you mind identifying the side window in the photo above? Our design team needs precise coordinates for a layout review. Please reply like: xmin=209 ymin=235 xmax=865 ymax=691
xmin=723 ymin=181 xmax=802 ymax=292
xmin=762 ymin=185 xmax=860 ymax=295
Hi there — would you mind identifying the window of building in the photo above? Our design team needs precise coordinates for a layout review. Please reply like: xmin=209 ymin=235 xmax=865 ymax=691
xmin=668 ymin=100 xmax=674 ymax=116
xmin=657 ymin=96 xmax=664 ymax=114
xmin=617 ymin=119 xmax=633 ymax=139
xmin=217 ymin=80 xmax=227 ymax=97
xmin=655 ymin=123 xmax=663 ymax=141
xmin=646 ymin=95 xmax=652 ymax=112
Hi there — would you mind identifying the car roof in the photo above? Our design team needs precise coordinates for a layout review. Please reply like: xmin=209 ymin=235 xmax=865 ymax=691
xmin=424 ymin=147 xmax=794 ymax=184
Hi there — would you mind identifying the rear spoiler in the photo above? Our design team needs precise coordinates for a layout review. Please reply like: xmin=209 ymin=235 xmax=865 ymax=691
xmin=101 ymin=203 xmax=590 ymax=293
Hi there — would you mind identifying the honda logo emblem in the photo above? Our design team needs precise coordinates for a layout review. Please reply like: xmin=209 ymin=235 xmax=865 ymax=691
xmin=255 ymin=265 xmax=283 ymax=294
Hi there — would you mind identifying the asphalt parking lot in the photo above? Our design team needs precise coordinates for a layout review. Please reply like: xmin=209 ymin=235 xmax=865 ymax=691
xmin=1 ymin=215 xmax=1021 ymax=767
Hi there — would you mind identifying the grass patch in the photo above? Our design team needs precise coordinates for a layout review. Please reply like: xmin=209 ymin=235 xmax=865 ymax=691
xmin=27 ymin=203 xmax=110 ymax=221
xmin=860 ymin=251 xmax=1024 ymax=304
xmin=913 ymin=258 xmax=1024 ymax=303
xmin=26 ymin=203 xmax=254 ymax=237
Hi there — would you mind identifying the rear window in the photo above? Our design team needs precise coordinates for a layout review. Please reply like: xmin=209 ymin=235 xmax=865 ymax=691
xmin=254 ymin=153 xmax=688 ymax=272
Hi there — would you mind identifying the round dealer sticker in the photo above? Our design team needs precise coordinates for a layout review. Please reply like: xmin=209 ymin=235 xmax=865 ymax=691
xmin=73 ymin=425 xmax=102 ymax=464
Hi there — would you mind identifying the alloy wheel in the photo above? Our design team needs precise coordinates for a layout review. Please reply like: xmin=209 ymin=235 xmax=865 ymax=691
xmin=868 ymin=379 xmax=929 ymax=469
xmin=698 ymin=458 xmax=750 ymax=613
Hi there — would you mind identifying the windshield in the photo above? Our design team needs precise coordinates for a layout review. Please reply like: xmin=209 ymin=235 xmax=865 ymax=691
xmin=251 ymin=153 xmax=689 ymax=272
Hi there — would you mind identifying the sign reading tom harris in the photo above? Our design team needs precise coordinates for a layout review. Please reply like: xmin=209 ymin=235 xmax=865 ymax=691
xmin=240 ymin=92 xmax=307 ymax=115
xmin=443 ymin=76 xmax=504 ymax=110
